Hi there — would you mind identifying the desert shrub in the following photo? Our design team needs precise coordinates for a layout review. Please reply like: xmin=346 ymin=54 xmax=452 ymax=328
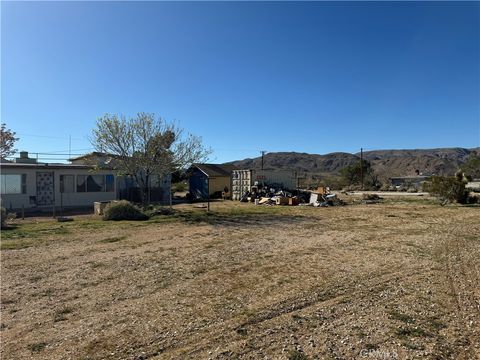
xmin=172 ymin=182 xmax=187 ymax=192
xmin=102 ymin=201 xmax=149 ymax=221
xmin=362 ymin=193 xmax=382 ymax=204
xmin=379 ymin=183 xmax=391 ymax=191
xmin=423 ymin=176 xmax=468 ymax=204
xmin=288 ymin=350 xmax=309 ymax=360
xmin=143 ymin=206 xmax=174 ymax=217
xmin=466 ymin=193 xmax=480 ymax=204
xmin=1 ymin=207 xmax=6 ymax=229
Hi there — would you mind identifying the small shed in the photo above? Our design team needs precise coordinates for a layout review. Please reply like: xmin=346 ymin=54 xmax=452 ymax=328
xmin=188 ymin=164 xmax=237 ymax=200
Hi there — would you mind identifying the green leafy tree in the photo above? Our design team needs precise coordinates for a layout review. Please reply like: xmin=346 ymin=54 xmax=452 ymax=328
xmin=91 ymin=113 xmax=211 ymax=207
xmin=0 ymin=123 xmax=19 ymax=158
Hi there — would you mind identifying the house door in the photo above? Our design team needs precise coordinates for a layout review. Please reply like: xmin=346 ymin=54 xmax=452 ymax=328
xmin=36 ymin=172 xmax=55 ymax=206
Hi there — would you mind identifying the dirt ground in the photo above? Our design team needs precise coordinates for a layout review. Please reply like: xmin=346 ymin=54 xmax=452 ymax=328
xmin=1 ymin=200 xmax=479 ymax=360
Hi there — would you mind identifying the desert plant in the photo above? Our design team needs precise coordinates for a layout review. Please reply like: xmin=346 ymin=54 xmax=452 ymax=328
xmin=102 ymin=200 xmax=149 ymax=221
xmin=288 ymin=350 xmax=309 ymax=360
xmin=340 ymin=159 xmax=380 ymax=190
xmin=461 ymin=154 xmax=480 ymax=180
xmin=172 ymin=182 xmax=187 ymax=192
xmin=423 ymin=175 xmax=468 ymax=205
xmin=1 ymin=207 xmax=6 ymax=229
xmin=143 ymin=206 xmax=174 ymax=217
xmin=380 ymin=183 xmax=391 ymax=191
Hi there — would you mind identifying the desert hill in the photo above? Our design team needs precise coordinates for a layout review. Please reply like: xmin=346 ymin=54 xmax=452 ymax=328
xmin=227 ymin=147 xmax=480 ymax=182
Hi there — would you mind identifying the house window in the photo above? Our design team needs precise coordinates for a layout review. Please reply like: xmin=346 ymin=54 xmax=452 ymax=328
xmin=77 ymin=174 xmax=114 ymax=192
xmin=0 ymin=174 xmax=26 ymax=194
xmin=60 ymin=175 xmax=75 ymax=193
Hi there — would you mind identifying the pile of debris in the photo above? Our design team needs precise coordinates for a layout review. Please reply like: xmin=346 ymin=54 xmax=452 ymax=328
xmin=240 ymin=187 xmax=303 ymax=206
xmin=240 ymin=186 xmax=344 ymax=207
xmin=304 ymin=186 xmax=345 ymax=207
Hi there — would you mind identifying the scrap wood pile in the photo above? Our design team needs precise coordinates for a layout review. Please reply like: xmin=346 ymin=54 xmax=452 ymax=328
xmin=240 ymin=186 xmax=345 ymax=207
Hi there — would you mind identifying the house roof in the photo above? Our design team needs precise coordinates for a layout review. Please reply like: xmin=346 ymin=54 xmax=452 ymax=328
xmin=191 ymin=163 xmax=238 ymax=177
xmin=0 ymin=162 xmax=111 ymax=170
xmin=68 ymin=152 xmax=114 ymax=162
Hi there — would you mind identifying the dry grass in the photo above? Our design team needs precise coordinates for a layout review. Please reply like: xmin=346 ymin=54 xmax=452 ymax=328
xmin=1 ymin=200 xmax=479 ymax=359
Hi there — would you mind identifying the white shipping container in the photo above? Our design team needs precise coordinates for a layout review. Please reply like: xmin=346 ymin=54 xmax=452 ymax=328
xmin=232 ymin=169 xmax=252 ymax=201
xmin=231 ymin=169 xmax=297 ymax=201
xmin=252 ymin=170 xmax=297 ymax=190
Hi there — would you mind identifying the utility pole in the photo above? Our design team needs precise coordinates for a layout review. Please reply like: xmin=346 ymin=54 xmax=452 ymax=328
xmin=360 ymin=147 xmax=364 ymax=191
xmin=207 ymin=177 xmax=210 ymax=212
xmin=261 ymin=150 xmax=266 ymax=170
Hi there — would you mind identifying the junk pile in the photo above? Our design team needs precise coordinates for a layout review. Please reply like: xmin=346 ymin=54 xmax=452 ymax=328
xmin=305 ymin=186 xmax=345 ymax=207
xmin=240 ymin=186 xmax=301 ymax=206
xmin=240 ymin=185 xmax=344 ymax=207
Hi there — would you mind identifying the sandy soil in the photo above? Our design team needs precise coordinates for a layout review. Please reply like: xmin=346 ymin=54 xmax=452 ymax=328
xmin=1 ymin=201 xmax=479 ymax=360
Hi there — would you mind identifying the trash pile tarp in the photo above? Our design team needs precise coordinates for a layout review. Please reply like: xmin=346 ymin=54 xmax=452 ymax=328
xmin=240 ymin=186 xmax=344 ymax=207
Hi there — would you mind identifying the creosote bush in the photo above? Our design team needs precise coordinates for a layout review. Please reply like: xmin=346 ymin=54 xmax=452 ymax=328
xmin=102 ymin=201 xmax=149 ymax=221
xmin=1 ymin=207 xmax=6 ymax=229
xmin=422 ymin=175 xmax=468 ymax=205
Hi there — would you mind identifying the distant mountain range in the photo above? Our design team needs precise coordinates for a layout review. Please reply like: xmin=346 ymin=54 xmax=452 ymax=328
xmin=226 ymin=147 xmax=480 ymax=181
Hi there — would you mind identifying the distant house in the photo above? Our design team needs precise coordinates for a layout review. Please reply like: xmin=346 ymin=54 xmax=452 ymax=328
xmin=0 ymin=151 xmax=171 ymax=211
xmin=389 ymin=176 xmax=429 ymax=189
xmin=188 ymin=164 xmax=238 ymax=199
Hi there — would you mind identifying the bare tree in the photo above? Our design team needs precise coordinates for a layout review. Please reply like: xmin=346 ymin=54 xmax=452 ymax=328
xmin=91 ymin=113 xmax=211 ymax=207
xmin=0 ymin=123 xmax=19 ymax=159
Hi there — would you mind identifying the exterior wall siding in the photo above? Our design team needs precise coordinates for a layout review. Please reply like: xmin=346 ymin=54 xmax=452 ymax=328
xmin=208 ymin=176 xmax=230 ymax=197
xmin=189 ymin=169 xmax=208 ymax=199
xmin=188 ymin=169 xmax=231 ymax=199
xmin=1 ymin=167 xmax=116 ymax=210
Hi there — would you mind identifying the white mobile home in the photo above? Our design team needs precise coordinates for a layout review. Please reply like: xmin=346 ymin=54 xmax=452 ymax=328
xmin=0 ymin=152 xmax=171 ymax=211
xmin=1 ymin=162 xmax=117 ymax=211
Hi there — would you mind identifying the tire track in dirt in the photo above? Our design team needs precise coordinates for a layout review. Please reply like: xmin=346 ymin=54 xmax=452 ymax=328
xmin=439 ymin=224 xmax=480 ymax=360
xmin=236 ymin=267 xmax=423 ymax=330
xmin=158 ymin=266 xmax=425 ymax=359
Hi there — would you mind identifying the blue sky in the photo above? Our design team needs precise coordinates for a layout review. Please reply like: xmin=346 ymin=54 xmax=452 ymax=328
xmin=2 ymin=1 xmax=479 ymax=163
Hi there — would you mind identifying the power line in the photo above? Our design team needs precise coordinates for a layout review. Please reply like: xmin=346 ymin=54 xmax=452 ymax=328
xmin=17 ymin=133 xmax=85 ymax=141
xmin=42 ymin=148 xmax=94 ymax=154
xmin=212 ymin=148 xmax=263 ymax=152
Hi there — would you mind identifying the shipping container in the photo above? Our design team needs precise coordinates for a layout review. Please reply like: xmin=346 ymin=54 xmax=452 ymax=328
xmin=231 ymin=169 xmax=297 ymax=200
xmin=231 ymin=169 xmax=252 ymax=201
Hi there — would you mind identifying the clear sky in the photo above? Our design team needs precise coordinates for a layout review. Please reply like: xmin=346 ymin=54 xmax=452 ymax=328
xmin=2 ymin=1 xmax=479 ymax=163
